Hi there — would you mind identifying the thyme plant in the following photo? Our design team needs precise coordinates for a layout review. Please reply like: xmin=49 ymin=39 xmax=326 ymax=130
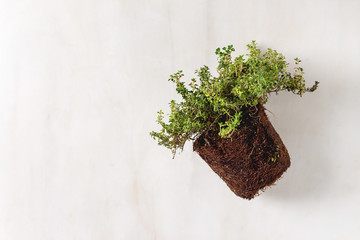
xmin=151 ymin=41 xmax=319 ymax=157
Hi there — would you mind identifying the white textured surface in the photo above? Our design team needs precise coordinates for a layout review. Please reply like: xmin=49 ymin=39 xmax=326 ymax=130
xmin=1 ymin=0 xmax=360 ymax=239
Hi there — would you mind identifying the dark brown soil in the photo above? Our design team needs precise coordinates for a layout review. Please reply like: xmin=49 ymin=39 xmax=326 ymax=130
xmin=193 ymin=104 xmax=290 ymax=199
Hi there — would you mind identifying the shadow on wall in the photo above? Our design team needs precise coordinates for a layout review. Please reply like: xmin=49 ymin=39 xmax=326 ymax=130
xmin=262 ymin=74 xmax=355 ymax=202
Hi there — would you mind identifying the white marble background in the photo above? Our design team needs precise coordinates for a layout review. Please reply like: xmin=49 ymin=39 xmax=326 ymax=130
xmin=1 ymin=0 xmax=360 ymax=239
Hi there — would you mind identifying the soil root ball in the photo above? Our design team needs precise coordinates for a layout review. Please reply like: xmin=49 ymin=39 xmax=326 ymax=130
xmin=193 ymin=104 xmax=290 ymax=199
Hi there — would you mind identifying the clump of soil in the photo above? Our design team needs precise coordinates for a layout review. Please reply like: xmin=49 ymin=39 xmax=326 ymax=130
xmin=193 ymin=104 xmax=290 ymax=199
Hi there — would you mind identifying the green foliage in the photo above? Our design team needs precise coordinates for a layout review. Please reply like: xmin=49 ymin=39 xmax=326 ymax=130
xmin=150 ymin=41 xmax=319 ymax=157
